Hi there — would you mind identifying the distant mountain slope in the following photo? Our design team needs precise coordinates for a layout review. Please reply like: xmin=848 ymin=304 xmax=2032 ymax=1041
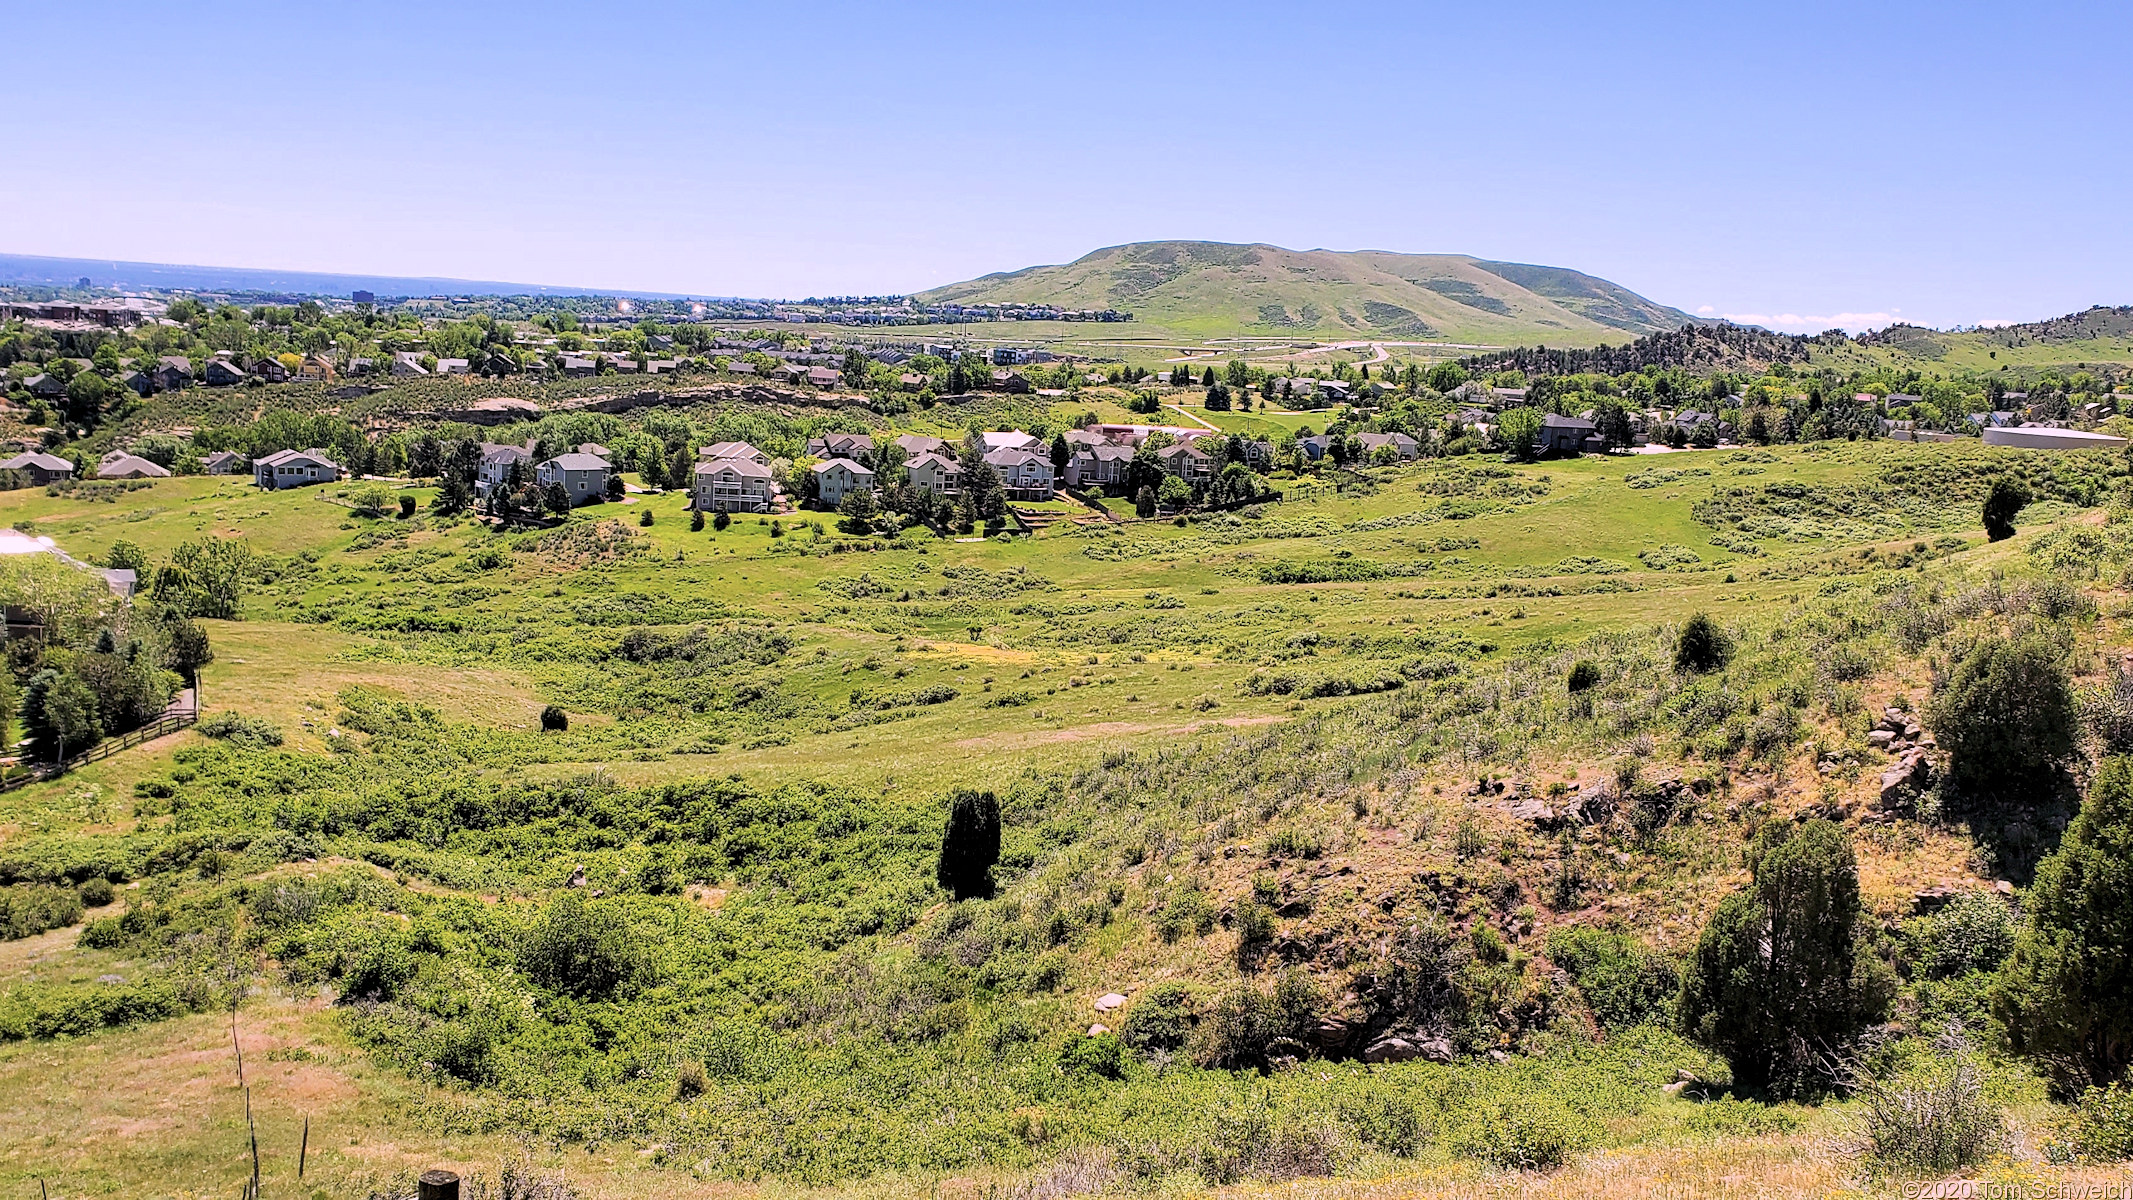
xmin=914 ymin=241 xmax=1702 ymax=344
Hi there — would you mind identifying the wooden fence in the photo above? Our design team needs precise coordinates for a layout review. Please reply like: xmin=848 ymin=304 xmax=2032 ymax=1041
xmin=0 ymin=705 xmax=198 ymax=792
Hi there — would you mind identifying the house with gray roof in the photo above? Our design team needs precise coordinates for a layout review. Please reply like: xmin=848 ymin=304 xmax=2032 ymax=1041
xmin=0 ymin=451 xmax=75 ymax=485
xmin=982 ymin=447 xmax=1054 ymax=499
xmin=693 ymin=456 xmax=775 ymax=513
xmin=254 ymin=448 xmax=340 ymax=489
xmin=812 ymin=457 xmax=877 ymax=507
xmin=906 ymin=451 xmax=961 ymax=497
xmin=98 ymin=452 xmax=172 ymax=480
xmin=534 ymin=452 xmax=611 ymax=507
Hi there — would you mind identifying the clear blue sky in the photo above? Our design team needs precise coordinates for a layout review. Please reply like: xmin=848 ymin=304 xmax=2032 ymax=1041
xmin=4 ymin=0 xmax=2128 ymax=332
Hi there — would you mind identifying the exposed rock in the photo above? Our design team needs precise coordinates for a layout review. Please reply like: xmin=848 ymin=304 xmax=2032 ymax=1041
xmin=1418 ymin=1037 xmax=1455 ymax=1064
xmin=1094 ymin=992 xmax=1128 ymax=1012
xmin=1087 ymin=1024 xmax=1109 ymax=1037
xmin=1867 ymin=730 xmax=1896 ymax=748
xmin=1994 ymin=880 xmax=2015 ymax=896
xmin=1362 ymin=1037 xmax=1420 ymax=1064
xmin=567 ymin=865 xmax=587 ymax=888
xmin=1911 ymin=885 xmax=1960 ymax=915
xmin=1509 ymin=798 xmax=1556 ymax=825
xmin=1487 ymin=1048 xmax=1509 ymax=1063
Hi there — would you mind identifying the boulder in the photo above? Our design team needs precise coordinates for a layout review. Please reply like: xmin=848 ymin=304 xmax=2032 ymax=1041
xmin=1510 ymin=798 xmax=1556 ymax=825
xmin=1867 ymin=730 xmax=1896 ymax=748
xmin=1087 ymin=1024 xmax=1109 ymax=1037
xmin=1093 ymin=992 xmax=1128 ymax=1013
xmin=1362 ymin=1037 xmax=1420 ymax=1064
xmin=1418 ymin=1037 xmax=1455 ymax=1064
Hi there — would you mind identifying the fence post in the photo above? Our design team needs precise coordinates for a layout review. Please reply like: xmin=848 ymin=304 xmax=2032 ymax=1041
xmin=418 ymin=1169 xmax=460 ymax=1200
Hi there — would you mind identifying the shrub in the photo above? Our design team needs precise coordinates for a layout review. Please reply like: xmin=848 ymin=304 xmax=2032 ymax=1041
xmin=1120 ymin=982 xmax=1198 ymax=1052
xmin=1995 ymin=757 xmax=2133 ymax=1095
xmin=674 ymin=1059 xmax=709 ymax=1100
xmin=712 ymin=510 xmax=731 ymax=531
xmin=1674 ymin=613 xmax=1732 ymax=674
xmin=518 ymin=893 xmax=648 ymax=999
xmin=1909 ymin=890 xmax=2015 ymax=980
xmin=1546 ymin=926 xmax=1679 ymax=1030
xmin=935 ymin=789 xmax=1001 ymax=900
xmin=690 ymin=509 xmax=705 ymax=532
xmin=1157 ymin=886 xmax=1216 ymax=941
xmin=1566 ymin=660 xmax=1602 ymax=693
xmin=1677 ymin=819 xmax=1894 ymax=1098
xmin=1452 ymin=1092 xmax=1599 ymax=1170
xmin=638 ymin=507 xmax=653 ymax=526
xmin=2070 ymin=1081 xmax=2133 ymax=1162
xmin=0 ymin=884 xmax=84 ymax=940
xmin=1928 ymin=637 xmax=2076 ymax=802
xmin=1059 ymin=1032 xmax=1126 ymax=1079
xmin=197 ymin=711 xmax=284 ymax=747
xmin=1855 ymin=1054 xmax=2006 ymax=1175
xmin=398 ymin=495 xmax=416 ymax=518
xmin=1983 ymin=477 xmax=2031 ymax=541
xmin=77 ymin=877 xmax=114 ymax=907
xmin=539 ymin=705 xmax=568 ymax=732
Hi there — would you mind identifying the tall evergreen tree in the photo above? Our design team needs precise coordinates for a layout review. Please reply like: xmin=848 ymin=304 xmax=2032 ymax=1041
xmin=936 ymin=789 xmax=1002 ymax=900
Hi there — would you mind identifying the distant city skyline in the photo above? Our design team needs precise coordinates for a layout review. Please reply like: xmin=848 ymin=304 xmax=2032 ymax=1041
xmin=3 ymin=0 xmax=2128 ymax=334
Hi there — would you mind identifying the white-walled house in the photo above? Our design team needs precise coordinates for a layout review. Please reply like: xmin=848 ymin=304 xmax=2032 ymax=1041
xmin=694 ymin=457 xmax=775 ymax=512
xmin=906 ymin=451 xmax=961 ymax=497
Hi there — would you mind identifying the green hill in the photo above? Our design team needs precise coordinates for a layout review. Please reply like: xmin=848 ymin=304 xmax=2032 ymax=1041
xmin=914 ymin=240 xmax=1702 ymax=346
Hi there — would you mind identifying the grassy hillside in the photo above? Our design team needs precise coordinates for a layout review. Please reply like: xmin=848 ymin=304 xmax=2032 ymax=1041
xmin=914 ymin=242 xmax=1702 ymax=347
xmin=0 ymin=406 xmax=2130 ymax=1197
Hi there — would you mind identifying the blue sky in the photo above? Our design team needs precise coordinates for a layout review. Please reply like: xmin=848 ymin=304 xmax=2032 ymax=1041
xmin=4 ymin=0 xmax=2128 ymax=332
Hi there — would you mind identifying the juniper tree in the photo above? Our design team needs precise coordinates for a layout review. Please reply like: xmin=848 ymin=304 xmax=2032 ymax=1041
xmin=1677 ymin=819 xmax=1893 ymax=1097
xmin=935 ymin=788 xmax=1002 ymax=900
xmin=1994 ymin=757 xmax=2133 ymax=1096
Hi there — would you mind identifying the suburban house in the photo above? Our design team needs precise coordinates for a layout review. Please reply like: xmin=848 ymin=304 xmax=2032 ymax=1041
xmin=0 ymin=452 xmax=75 ymax=484
xmin=894 ymin=433 xmax=953 ymax=459
xmin=1355 ymin=432 xmax=1421 ymax=461
xmin=987 ymin=370 xmax=1032 ymax=394
xmin=979 ymin=430 xmax=1040 ymax=453
xmin=202 ymin=358 xmax=247 ymax=387
xmin=1062 ymin=429 xmax=1108 ymax=451
xmin=982 ymin=448 xmax=1055 ymax=499
xmin=534 ymin=452 xmax=611 ymax=506
xmin=391 ymin=352 xmax=430 ymax=377
xmin=700 ymin=440 xmax=770 ymax=465
xmin=1538 ymin=413 xmax=1598 ymax=455
xmin=896 ymin=372 xmax=928 ymax=391
xmin=1314 ymin=380 xmax=1353 ymax=404
xmin=23 ymin=374 xmax=65 ymax=399
xmin=805 ymin=366 xmax=842 ymax=388
xmin=252 ymin=357 xmax=290 ymax=383
xmin=1156 ymin=442 xmax=1214 ymax=482
xmin=202 ymin=450 xmax=247 ymax=475
xmin=773 ymin=364 xmax=809 ymax=385
xmin=153 ymin=356 xmax=192 ymax=391
xmin=435 ymin=358 xmax=470 ymax=375
xmin=253 ymin=448 xmax=342 ymax=489
xmin=812 ymin=458 xmax=877 ymax=506
xmin=1296 ymin=434 xmax=1333 ymax=461
xmin=693 ymin=457 xmax=776 ymax=513
xmin=1064 ymin=444 xmax=1133 ymax=489
xmin=576 ymin=442 xmax=612 ymax=462
xmin=906 ymin=451 xmax=962 ymax=497
xmin=806 ymin=432 xmax=875 ymax=460
xmin=121 ymin=369 xmax=154 ymax=397
xmin=97 ymin=452 xmax=171 ymax=479
xmin=723 ymin=361 xmax=757 ymax=376
xmin=476 ymin=440 xmax=537 ymax=496
xmin=558 ymin=355 xmax=597 ymax=376
xmin=299 ymin=355 xmax=335 ymax=381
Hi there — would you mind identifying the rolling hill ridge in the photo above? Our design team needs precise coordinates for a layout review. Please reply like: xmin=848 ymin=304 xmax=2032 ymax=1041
xmin=915 ymin=240 xmax=1705 ymax=345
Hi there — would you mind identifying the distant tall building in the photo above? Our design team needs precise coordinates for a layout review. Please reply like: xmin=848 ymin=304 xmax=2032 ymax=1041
xmin=76 ymin=276 xmax=91 ymax=288
xmin=352 ymin=290 xmax=375 ymax=304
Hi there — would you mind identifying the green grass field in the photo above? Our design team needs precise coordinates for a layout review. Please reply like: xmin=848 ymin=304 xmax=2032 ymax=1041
xmin=0 ymin=426 xmax=2129 ymax=1199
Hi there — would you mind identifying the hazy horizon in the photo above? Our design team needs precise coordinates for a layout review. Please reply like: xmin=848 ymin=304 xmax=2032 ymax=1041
xmin=5 ymin=0 xmax=2129 ymax=334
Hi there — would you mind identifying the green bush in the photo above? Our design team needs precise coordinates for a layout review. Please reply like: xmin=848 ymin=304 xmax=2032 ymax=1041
xmin=1677 ymin=819 xmax=1893 ymax=1097
xmin=1673 ymin=613 xmax=1732 ymax=674
xmin=1908 ymin=890 xmax=2015 ymax=980
xmin=1120 ymin=982 xmax=1199 ymax=1052
xmin=197 ymin=711 xmax=284 ymax=747
xmin=1059 ymin=1031 xmax=1127 ymax=1079
xmin=2070 ymin=1081 xmax=2133 ymax=1162
xmin=1995 ymin=757 xmax=2133 ymax=1096
xmin=78 ymin=877 xmax=114 ymax=907
xmin=518 ymin=893 xmax=648 ymax=999
xmin=1546 ymin=926 xmax=1679 ymax=1031
xmin=1929 ymin=637 xmax=2077 ymax=802
xmin=0 ymin=884 xmax=84 ymax=940
xmin=1451 ymin=1092 xmax=1599 ymax=1170
xmin=1566 ymin=660 xmax=1602 ymax=693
